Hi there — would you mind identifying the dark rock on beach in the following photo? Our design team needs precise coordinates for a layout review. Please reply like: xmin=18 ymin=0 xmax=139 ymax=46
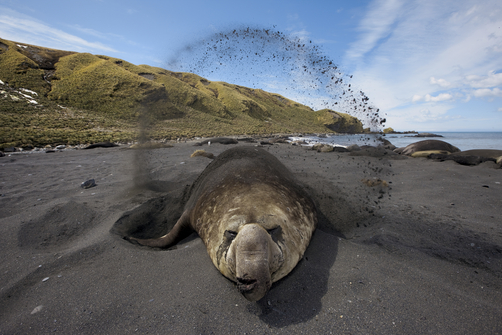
xmin=350 ymin=145 xmax=400 ymax=158
xmin=346 ymin=144 xmax=361 ymax=151
xmin=377 ymin=138 xmax=397 ymax=150
xmin=409 ymin=132 xmax=443 ymax=138
xmin=21 ymin=145 xmax=34 ymax=151
xmin=333 ymin=146 xmax=349 ymax=152
xmin=2 ymin=147 xmax=16 ymax=153
xmin=81 ymin=179 xmax=97 ymax=189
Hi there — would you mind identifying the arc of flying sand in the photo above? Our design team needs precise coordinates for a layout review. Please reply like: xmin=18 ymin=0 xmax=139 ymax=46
xmin=166 ymin=26 xmax=385 ymax=131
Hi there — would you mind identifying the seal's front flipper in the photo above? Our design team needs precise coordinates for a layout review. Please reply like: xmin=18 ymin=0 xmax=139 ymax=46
xmin=126 ymin=210 xmax=193 ymax=248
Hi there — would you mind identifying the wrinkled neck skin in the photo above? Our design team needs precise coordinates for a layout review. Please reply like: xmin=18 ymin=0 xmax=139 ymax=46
xmin=225 ymin=224 xmax=283 ymax=301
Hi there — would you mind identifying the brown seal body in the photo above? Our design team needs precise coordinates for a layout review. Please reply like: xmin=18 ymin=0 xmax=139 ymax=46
xmin=428 ymin=149 xmax=502 ymax=166
xmin=396 ymin=140 xmax=460 ymax=156
xmin=127 ymin=147 xmax=317 ymax=301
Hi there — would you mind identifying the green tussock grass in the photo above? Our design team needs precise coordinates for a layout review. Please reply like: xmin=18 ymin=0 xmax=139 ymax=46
xmin=0 ymin=94 xmax=137 ymax=147
xmin=315 ymin=109 xmax=364 ymax=133
xmin=1 ymin=37 xmax=365 ymax=148
xmin=0 ymin=40 xmax=51 ymax=95
xmin=48 ymin=53 xmax=165 ymax=120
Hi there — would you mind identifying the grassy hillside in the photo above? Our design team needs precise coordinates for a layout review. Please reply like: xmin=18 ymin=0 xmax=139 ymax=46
xmin=0 ymin=38 xmax=365 ymax=148
xmin=316 ymin=109 xmax=364 ymax=133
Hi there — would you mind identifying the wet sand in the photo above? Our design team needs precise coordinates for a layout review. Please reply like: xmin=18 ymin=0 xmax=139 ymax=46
xmin=0 ymin=141 xmax=501 ymax=334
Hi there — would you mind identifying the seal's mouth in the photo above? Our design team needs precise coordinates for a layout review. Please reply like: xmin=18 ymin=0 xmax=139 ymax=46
xmin=237 ymin=277 xmax=257 ymax=293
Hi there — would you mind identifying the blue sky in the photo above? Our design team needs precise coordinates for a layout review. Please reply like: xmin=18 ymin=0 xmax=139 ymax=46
xmin=1 ymin=0 xmax=501 ymax=131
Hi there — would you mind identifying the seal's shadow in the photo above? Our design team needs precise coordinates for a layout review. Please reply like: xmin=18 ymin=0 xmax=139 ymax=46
xmin=250 ymin=173 xmax=371 ymax=327
xmin=252 ymin=227 xmax=338 ymax=327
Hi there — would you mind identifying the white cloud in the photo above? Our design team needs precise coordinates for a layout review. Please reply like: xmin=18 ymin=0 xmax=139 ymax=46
xmin=387 ymin=102 xmax=454 ymax=124
xmin=430 ymin=77 xmax=451 ymax=88
xmin=427 ymin=93 xmax=453 ymax=102
xmin=473 ymin=88 xmax=502 ymax=98
xmin=411 ymin=107 xmax=453 ymax=123
xmin=412 ymin=95 xmax=422 ymax=102
xmin=69 ymin=23 xmax=140 ymax=48
xmin=344 ymin=0 xmax=502 ymax=130
xmin=0 ymin=7 xmax=117 ymax=53
xmin=345 ymin=0 xmax=403 ymax=61
xmin=412 ymin=93 xmax=453 ymax=102
xmin=498 ymin=107 xmax=502 ymax=112
xmin=465 ymin=71 xmax=502 ymax=88
xmin=71 ymin=25 xmax=110 ymax=40
xmin=289 ymin=29 xmax=311 ymax=43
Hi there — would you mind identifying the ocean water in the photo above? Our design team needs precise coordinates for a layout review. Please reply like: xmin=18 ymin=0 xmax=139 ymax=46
xmin=290 ymin=132 xmax=502 ymax=151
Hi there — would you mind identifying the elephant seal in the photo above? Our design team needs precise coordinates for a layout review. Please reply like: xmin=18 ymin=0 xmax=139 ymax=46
xmin=396 ymin=140 xmax=460 ymax=156
xmin=193 ymin=137 xmax=239 ymax=146
xmin=410 ymin=150 xmax=451 ymax=158
xmin=454 ymin=149 xmax=502 ymax=159
xmin=428 ymin=149 xmax=502 ymax=166
xmin=126 ymin=147 xmax=317 ymax=301
xmin=83 ymin=142 xmax=119 ymax=149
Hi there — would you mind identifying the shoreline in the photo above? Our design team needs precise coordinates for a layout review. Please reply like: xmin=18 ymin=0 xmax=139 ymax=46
xmin=0 ymin=132 xmax=383 ymax=154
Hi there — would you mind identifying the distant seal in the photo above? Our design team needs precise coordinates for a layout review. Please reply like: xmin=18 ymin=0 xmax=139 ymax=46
xmin=410 ymin=150 xmax=451 ymax=158
xmin=453 ymin=149 xmax=502 ymax=159
xmin=396 ymin=140 xmax=460 ymax=156
xmin=126 ymin=147 xmax=317 ymax=301
xmin=312 ymin=143 xmax=334 ymax=152
xmin=83 ymin=142 xmax=119 ymax=149
xmin=193 ymin=137 xmax=238 ymax=146
xmin=428 ymin=149 xmax=502 ymax=166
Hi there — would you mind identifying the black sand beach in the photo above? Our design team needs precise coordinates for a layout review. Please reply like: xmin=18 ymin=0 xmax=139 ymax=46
xmin=1 ymin=141 xmax=501 ymax=334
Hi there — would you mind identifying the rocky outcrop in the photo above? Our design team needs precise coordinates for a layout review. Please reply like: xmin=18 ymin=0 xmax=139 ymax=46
xmin=315 ymin=109 xmax=364 ymax=133
xmin=410 ymin=132 xmax=443 ymax=138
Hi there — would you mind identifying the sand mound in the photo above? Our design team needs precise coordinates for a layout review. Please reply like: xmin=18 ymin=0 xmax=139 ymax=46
xmin=18 ymin=201 xmax=96 ymax=250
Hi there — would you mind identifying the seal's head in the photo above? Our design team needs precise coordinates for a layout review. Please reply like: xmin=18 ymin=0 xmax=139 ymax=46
xmin=224 ymin=223 xmax=284 ymax=301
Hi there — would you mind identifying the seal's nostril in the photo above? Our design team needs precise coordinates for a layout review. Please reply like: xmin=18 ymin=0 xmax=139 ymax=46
xmin=237 ymin=277 xmax=257 ymax=293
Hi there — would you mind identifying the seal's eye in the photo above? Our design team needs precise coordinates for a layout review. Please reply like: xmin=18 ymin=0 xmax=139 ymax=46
xmin=267 ymin=227 xmax=279 ymax=234
xmin=266 ymin=226 xmax=282 ymax=242
xmin=225 ymin=230 xmax=237 ymax=240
